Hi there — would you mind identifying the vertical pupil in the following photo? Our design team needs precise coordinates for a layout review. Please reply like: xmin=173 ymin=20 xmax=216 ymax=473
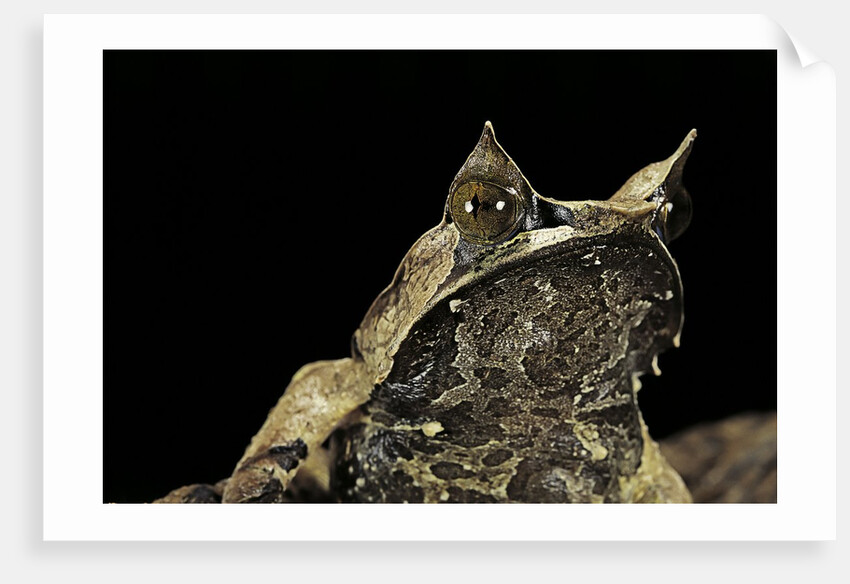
xmin=463 ymin=189 xmax=507 ymax=219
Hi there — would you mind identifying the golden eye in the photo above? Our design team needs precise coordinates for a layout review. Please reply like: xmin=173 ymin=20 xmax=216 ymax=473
xmin=449 ymin=181 xmax=523 ymax=244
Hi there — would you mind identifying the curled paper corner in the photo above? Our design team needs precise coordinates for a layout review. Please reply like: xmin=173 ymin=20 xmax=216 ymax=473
xmin=764 ymin=15 xmax=824 ymax=69
xmin=786 ymin=32 xmax=821 ymax=69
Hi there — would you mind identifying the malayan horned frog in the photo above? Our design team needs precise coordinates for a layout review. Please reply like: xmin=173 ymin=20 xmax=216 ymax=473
xmin=156 ymin=122 xmax=696 ymax=504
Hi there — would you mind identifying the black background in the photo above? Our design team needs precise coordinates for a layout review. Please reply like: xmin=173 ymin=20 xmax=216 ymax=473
xmin=104 ymin=50 xmax=776 ymax=503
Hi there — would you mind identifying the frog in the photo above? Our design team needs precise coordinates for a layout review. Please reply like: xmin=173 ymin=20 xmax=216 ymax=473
xmin=155 ymin=121 xmax=696 ymax=504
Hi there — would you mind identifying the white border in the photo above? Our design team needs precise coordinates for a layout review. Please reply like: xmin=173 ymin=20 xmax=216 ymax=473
xmin=43 ymin=13 xmax=835 ymax=540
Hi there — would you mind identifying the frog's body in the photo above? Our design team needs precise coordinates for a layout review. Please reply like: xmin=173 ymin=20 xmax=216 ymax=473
xmin=156 ymin=122 xmax=696 ymax=504
xmin=338 ymin=233 xmax=683 ymax=503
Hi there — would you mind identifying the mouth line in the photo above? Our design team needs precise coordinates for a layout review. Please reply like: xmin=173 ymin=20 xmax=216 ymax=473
xmin=452 ymin=225 xmax=675 ymax=291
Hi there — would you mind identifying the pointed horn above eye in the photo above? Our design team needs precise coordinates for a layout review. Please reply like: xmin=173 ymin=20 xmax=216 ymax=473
xmin=608 ymin=130 xmax=697 ymax=242
xmin=482 ymin=119 xmax=495 ymax=139
xmin=468 ymin=120 xmax=499 ymax=158
xmin=448 ymin=121 xmax=536 ymax=200
xmin=609 ymin=130 xmax=697 ymax=206
xmin=471 ymin=120 xmax=501 ymax=162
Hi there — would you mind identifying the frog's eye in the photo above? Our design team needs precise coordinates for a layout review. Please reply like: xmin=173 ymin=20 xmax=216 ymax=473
xmin=449 ymin=181 xmax=523 ymax=245
xmin=664 ymin=187 xmax=693 ymax=242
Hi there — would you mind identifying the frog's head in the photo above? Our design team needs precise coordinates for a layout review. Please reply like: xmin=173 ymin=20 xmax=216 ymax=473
xmin=354 ymin=122 xmax=695 ymax=388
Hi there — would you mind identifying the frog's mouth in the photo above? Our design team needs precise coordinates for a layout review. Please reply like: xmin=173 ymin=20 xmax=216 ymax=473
xmin=446 ymin=219 xmax=679 ymax=296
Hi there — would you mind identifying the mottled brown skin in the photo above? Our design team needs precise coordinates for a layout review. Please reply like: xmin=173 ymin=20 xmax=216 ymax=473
xmin=155 ymin=122 xmax=696 ymax=504
xmin=336 ymin=234 xmax=681 ymax=503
